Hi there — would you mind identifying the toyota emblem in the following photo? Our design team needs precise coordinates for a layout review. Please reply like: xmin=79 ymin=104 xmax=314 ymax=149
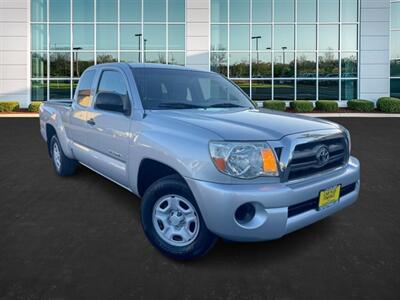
xmin=316 ymin=146 xmax=330 ymax=166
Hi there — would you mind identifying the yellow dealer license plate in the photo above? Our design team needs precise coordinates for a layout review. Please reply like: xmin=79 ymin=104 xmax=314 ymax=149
xmin=319 ymin=185 xmax=341 ymax=208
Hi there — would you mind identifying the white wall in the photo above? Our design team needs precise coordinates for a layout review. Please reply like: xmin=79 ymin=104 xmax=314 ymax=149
xmin=359 ymin=0 xmax=391 ymax=101
xmin=0 ymin=0 xmax=30 ymax=108
xmin=185 ymin=0 xmax=209 ymax=70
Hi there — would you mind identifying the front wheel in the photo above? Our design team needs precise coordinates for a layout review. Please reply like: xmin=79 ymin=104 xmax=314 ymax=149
xmin=141 ymin=175 xmax=217 ymax=260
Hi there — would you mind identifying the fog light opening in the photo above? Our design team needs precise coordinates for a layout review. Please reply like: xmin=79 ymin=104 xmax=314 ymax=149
xmin=235 ymin=203 xmax=256 ymax=225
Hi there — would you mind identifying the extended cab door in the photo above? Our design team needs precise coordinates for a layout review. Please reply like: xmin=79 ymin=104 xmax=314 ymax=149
xmin=85 ymin=68 xmax=132 ymax=188
xmin=66 ymin=69 xmax=96 ymax=150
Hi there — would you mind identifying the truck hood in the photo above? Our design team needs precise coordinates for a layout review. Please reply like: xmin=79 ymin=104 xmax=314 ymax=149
xmin=148 ymin=108 xmax=340 ymax=141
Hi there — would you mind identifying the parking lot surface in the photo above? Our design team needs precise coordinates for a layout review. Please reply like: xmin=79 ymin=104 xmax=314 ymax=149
xmin=0 ymin=117 xmax=399 ymax=299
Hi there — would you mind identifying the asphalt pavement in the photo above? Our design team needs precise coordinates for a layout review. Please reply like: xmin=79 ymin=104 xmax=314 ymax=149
xmin=0 ymin=117 xmax=399 ymax=300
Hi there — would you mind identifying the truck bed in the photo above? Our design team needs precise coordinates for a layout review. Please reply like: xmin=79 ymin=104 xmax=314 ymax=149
xmin=42 ymin=100 xmax=73 ymax=107
xmin=40 ymin=100 xmax=74 ymax=142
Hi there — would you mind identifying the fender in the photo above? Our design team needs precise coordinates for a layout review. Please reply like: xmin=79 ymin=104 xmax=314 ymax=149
xmin=126 ymin=123 xmax=223 ymax=195
xmin=41 ymin=106 xmax=75 ymax=159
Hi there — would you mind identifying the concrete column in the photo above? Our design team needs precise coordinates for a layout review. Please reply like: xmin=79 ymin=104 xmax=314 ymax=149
xmin=0 ymin=0 xmax=30 ymax=107
xmin=185 ymin=0 xmax=209 ymax=71
xmin=359 ymin=0 xmax=391 ymax=102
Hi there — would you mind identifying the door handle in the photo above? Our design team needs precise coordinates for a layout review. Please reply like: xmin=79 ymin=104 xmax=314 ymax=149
xmin=87 ymin=119 xmax=96 ymax=126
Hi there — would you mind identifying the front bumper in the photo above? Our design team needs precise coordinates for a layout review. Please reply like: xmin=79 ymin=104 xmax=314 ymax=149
xmin=185 ymin=156 xmax=360 ymax=242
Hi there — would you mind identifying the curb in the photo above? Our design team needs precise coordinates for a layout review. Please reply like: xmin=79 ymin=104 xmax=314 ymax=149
xmin=298 ymin=113 xmax=400 ymax=117
xmin=0 ymin=114 xmax=39 ymax=118
xmin=1 ymin=113 xmax=400 ymax=118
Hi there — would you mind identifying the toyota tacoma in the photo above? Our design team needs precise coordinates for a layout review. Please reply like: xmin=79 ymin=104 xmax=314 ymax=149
xmin=39 ymin=63 xmax=360 ymax=259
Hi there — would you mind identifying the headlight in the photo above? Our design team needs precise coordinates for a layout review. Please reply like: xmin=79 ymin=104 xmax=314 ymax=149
xmin=209 ymin=142 xmax=279 ymax=179
xmin=341 ymin=127 xmax=351 ymax=154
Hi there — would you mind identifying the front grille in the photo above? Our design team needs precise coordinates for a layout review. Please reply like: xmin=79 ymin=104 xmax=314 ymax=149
xmin=286 ymin=137 xmax=348 ymax=181
xmin=287 ymin=182 xmax=357 ymax=218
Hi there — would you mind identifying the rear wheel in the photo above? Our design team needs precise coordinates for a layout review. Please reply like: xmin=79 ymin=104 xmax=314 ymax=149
xmin=141 ymin=175 xmax=217 ymax=260
xmin=49 ymin=135 xmax=77 ymax=176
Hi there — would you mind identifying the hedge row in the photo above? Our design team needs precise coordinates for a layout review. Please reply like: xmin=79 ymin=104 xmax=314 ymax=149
xmin=1 ymin=97 xmax=400 ymax=114
xmin=0 ymin=101 xmax=43 ymax=113
xmin=260 ymin=98 xmax=400 ymax=113
xmin=262 ymin=100 xmax=339 ymax=113
xmin=0 ymin=101 xmax=19 ymax=112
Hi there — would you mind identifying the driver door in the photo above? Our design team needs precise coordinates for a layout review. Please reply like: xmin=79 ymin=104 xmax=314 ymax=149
xmin=85 ymin=69 xmax=132 ymax=187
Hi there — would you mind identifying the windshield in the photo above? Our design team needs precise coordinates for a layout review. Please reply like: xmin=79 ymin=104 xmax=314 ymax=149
xmin=131 ymin=67 xmax=254 ymax=110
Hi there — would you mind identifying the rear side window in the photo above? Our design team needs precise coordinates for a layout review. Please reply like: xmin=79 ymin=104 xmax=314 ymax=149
xmin=76 ymin=70 xmax=95 ymax=107
xmin=95 ymin=70 xmax=131 ymax=113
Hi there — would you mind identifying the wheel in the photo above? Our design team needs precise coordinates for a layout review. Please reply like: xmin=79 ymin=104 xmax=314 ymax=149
xmin=141 ymin=175 xmax=217 ymax=260
xmin=49 ymin=135 xmax=77 ymax=176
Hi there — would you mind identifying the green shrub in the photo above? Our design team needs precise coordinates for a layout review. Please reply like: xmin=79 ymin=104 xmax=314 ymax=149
xmin=28 ymin=101 xmax=42 ymax=112
xmin=347 ymin=99 xmax=375 ymax=112
xmin=0 ymin=101 xmax=19 ymax=112
xmin=290 ymin=101 xmax=314 ymax=113
xmin=377 ymin=97 xmax=400 ymax=113
xmin=315 ymin=100 xmax=339 ymax=112
xmin=378 ymin=97 xmax=398 ymax=101
xmin=263 ymin=101 xmax=286 ymax=111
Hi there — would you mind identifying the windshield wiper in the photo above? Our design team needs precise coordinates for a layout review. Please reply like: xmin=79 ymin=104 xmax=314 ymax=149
xmin=158 ymin=102 xmax=205 ymax=109
xmin=206 ymin=103 xmax=248 ymax=108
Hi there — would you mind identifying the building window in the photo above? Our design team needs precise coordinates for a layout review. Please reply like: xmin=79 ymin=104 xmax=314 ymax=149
xmin=30 ymin=0 xmax=185 ymax=101
xmin=210 ymin=0 xmax=359 ymax=101
xmin=391 ymin=0 xmax=400 ymax=97
xmin=31 ymin=0 xmax=47 ymax=22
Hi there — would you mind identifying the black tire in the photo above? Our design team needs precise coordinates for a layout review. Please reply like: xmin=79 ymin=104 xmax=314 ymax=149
xmin=141 ymin=175 xmax=217 ymax=260
xmin=49 ymin=135 xmax=77 ymax=176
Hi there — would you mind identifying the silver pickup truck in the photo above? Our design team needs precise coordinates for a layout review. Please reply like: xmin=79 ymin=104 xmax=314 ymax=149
xmin=40 ymin=63 xmax=360 ymax=260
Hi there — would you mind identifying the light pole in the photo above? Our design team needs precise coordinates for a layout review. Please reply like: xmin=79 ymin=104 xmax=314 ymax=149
xmin=281 ymin=46 xmax=287 ymax=64
xmin=251 ymin=36 xmax=262 ymax=65
xmin=144 ymin=39 xmax=147 ymax=63
xmin=73 ymin=47 xmax=82 ymax=77
xmin=135 ymin=33 xmax=142 ymax=62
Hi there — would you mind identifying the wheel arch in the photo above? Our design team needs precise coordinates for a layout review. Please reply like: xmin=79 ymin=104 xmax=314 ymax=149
xmin=45 ymin=124 xmax=57 ymax=156
xmin=137 ymin=158 xmax=186 ymax=197
xmin=45 ymin=121 xmax=74 ymax=159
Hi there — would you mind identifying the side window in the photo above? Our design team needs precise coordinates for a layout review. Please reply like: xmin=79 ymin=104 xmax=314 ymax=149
xmin=76 ymin=70 xmax=95 ymax=107
xmin=95 ymin=70 xmax=131 ymax=113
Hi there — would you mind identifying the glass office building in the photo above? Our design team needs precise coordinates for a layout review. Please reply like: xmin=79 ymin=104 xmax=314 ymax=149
xmin=210 ymin=0 xmax=359 ymax=101
xmin=391 ymin=0 xmax=400 ymax=98
xmin=0 ymin=0 xmax=394 ymax=106
xmin=30 ymin=0 xmax=185 ymax=100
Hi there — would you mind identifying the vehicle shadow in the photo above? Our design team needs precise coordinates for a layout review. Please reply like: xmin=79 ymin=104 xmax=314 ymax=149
xmin=205 ymin=218 xmax=334 ymax=264
xmin=73 ymin=164 xmax=142 ymax=217
xmin=75 ymin=163 xmax=336 ymax=266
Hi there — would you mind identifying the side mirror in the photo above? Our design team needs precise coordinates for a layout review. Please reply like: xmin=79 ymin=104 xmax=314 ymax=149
xmin=94 ymin=91 xmax=131 ymax=115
